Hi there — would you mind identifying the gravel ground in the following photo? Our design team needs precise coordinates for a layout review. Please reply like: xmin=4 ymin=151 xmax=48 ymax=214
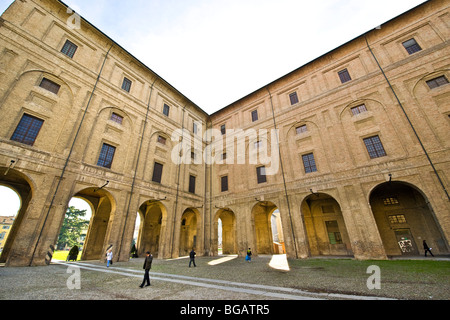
xmin=1 ymin=255 xmax=449 ymax=301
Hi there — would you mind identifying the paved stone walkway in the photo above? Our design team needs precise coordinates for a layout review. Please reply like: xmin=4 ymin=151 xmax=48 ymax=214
xmin=54 ymin=260 xmax=393 ymax=300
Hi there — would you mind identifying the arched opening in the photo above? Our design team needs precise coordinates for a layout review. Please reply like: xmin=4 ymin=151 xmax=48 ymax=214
xmin=0 ymin=186 xmax=21 ymax=258
xmin=301 ymin=193 xmax=353 ymax=256
xmin=0 ymin=167 xmax=33 ymax=264
xmin=251 ymin=201 xmax=285 ymax=255
xmin=70 ymin=187 xmax=115 ymax=261
xmin=179 ymin=208 xmax=200 ymax=257
xmin=369 ymin=181 xmax=449 ymax=256
xmin=214 ymin=208 xmax=237 ymax=255
xmin=136 ymin=200 xmax=166 ymax=257
xmin=55 ymin=197 xmax=92 ymax=260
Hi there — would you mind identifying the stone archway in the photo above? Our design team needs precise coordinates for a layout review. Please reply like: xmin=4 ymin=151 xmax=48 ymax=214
xmin=301 ymin=193 xmax=352 ymax=256
xmin=137 ymin=200 xmax=167 ymax=257
xmin=179 ymin=208 xmax=200 ymax=256
xmin=73 ymin=187 xmax=116 ymax=261
xmin=369 ymin=181 xmax=449 ymax=256
xmin=251 ymin=201 xmax=284 ymax=255
xmin=0 ymin=167 xmax=32 ymax=264
xmin=214 ymin=208 xmax=237 ymax=255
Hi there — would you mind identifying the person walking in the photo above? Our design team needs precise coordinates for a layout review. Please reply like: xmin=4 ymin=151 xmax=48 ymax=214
xmin=106 ymin=248 xmax=113 ymax=267
xmin=140 ymin=251 xmax=153 ymax=288
xmin=189 ymin=248 xmax=196 ymax=267
xmin=245 ymin=248 xmax=252 ymax=262
xmin=423 ymin=240 xmax=434 ymax=257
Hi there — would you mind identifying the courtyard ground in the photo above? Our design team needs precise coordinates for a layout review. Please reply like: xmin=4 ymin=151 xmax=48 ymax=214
xmin=1 ymin=254 xmax=448 ymax=302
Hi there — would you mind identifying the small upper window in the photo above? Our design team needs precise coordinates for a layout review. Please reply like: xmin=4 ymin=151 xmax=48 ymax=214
xmin=296 ymin=125 xmax=307 ymax=135
xmin=110 ymin=113 xmax=123 ymax=125
xmin=402 ymin=38 xmax=422 ymax=55
xmin=338 ymin=69 xmax=352 ymax=84
xmin=61 ymin=40 xmax=78 ymax=58
xmin=251 ymin=110 xmax=258 ymax=122
xmin=39 ymin=78 xmax=61 ymax=94
xmin=220 ymin=124 xmax=226 ymax=135
xmin=256 ymin=166 xmax=267 ymax=184
xmin=289 ymin=92 xmax=299 ymax=105
xmin=157 ymin=135 xmax=167 ymax=145
xmin=122 ymin=77 xmax=132 ymax=92
xmin=163 ymin=104 xmax=170 ymax=117
xmin=426 ymin=76 xmax=449 ymax=89
xmin=351 ymin=104 xmax=368 ymax=116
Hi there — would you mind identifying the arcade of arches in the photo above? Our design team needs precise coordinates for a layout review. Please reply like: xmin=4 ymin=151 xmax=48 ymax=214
xmin=0 ymin=166 xmax=448 ymax=266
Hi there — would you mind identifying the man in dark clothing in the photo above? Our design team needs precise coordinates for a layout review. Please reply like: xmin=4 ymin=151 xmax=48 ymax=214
xmin=423 ymin=240 xmax=434 ymax=257
xmin=189 ymin=249 xmax=196 ymax=267
xmin=139 ymin=251 xmax=153 ymax=288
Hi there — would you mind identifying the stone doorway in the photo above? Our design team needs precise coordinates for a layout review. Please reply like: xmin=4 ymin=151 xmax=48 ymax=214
xmin=0 ymin=168 xmax=32 ymax=264
xmin=136 ymin=200 xmax=167 ymax=257
xmin=72 ymin=188 xmax=115 ymax=261
xmin=179 ymin=208 xmax=200 ymax=257
xmin=301 ymin=193 xmax=353 ymax=256
xmin=251 ymin=201 xmax=285 ymax=255
xmin=370 ymin=181 xmax=448 ymax=256
xmin=214 ymin=208 xmax=237 ymax=255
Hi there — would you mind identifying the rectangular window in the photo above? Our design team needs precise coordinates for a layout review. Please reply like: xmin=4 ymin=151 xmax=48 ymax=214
xmin=363 ymin=135 xmax=387 ymax=159
xmin=296 ymin=125 xmax=307 ymax=135
xmin=11 ymin=114 xmax=44 ymax=146
xmin=388 ymin=214 xmax=407 ymax=224
xmin=256 ymin=166 xmax=267 ymax=184
xmin=189 ymin=175 xmax=196 ymax=194
xmin=110 ymin=113 xmax=123 ymax=125
xmin=221 ymin=176 xmax=228 ymax=192
xmin=157 ymin=135 xmax=166 ymax=145
xmin=383 ymin=197 xmax=399 ymax=205
xmin=351 ymin=104 xmax=368 ymax=116
xmin=97 ymin=143 xmax=116 ymax=169
xmin=251 ymin=110 xmax=258 ymax=122
xmin=289 ymin=92 xmax=299 ymax=105
xmin=402 ymin=38 xmax=422 ymax=55
xmin=193 ymin=122 xmax=198 ymax=134
xmin=61 ymin=39 xmax=78 ymax=58
xmin=221 ymin=153 xmax=227 ymax=160
xmin=39 ymin=78 xmax=61 ymax=94
xmin=122 ymin=77 xmax=132 ymax=92
xmin=220 ymin=124 xmax=226 ymax=135
xmin=302 ymin=153 xmax=317 ymax=173
xmin=152 ymin=162 xmax=163 ymax=183
xmin=325 ymin=221 xmax=343 ymax=244
xmin=163 ymin=104 xmax=170 ymax=117
xmin=426 ymin=76 xmax=449 ymax=89
xmin=191 ymin=151 xmax=196 ymax=160
xmin=338 ymin=69 xmax=352 ymax=84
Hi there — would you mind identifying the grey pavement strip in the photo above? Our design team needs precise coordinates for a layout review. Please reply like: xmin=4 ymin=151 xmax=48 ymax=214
xmin=54 ymin=261 xmax=395 ymax=300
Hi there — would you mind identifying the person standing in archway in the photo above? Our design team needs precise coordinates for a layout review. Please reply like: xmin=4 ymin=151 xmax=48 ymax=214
xmin=423 ymin=240 xmax=434 ymax=257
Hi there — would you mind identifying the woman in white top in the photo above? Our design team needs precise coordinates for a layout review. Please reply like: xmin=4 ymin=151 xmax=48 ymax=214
xmin=106 ymin=249 xmax=113 ymax=267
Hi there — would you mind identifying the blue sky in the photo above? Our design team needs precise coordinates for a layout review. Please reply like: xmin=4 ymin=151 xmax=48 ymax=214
xmin=0 ymin=0 xmax=427 ymax=215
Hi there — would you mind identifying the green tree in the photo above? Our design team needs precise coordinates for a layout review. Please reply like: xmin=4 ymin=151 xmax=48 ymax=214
xmin=57 ymin=206 xmax=89 ymax=250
